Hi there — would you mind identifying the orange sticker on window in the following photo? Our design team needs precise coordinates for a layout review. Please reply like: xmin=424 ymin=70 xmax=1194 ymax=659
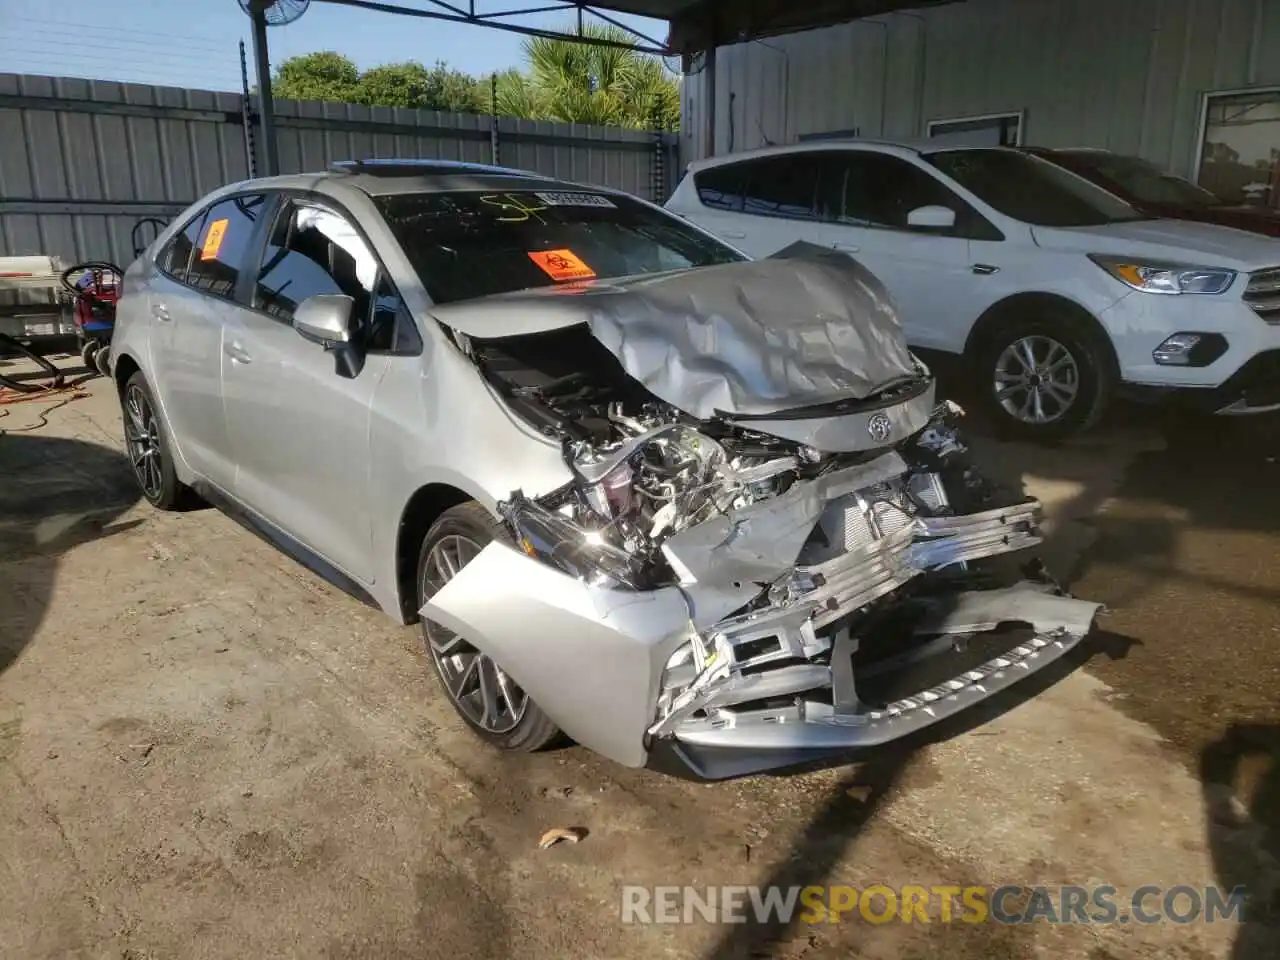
xmin=527 ymin=248 xmax=596 ymax=282
xmin=200 ymin=218 xmax=229 ymax=261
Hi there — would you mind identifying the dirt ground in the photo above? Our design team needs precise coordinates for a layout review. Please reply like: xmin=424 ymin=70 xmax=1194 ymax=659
xmin=2 ymin=358 xmax=1278 ymax=960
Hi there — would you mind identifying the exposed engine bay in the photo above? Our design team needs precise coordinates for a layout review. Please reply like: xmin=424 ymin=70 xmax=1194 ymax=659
xmin=458 ymin=322 xmax=1020 ymax=592
xmin=423 ymin=250 xmax=1099 ymax=778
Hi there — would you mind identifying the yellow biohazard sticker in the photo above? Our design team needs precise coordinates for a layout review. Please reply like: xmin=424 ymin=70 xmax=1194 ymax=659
xmin=527 ymin=248 xmax=596 ymax=282
xmin=200 ymin=218 xmax=229 ymax=261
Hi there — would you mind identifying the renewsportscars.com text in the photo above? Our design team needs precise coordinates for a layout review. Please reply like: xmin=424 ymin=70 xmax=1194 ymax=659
xmin=620 ymin=884 xmax=1248 ymax=926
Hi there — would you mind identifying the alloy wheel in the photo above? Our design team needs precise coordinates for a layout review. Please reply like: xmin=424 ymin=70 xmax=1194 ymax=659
xmin=421 ymin=534 xmax=528 ymax=734
xmin=994 ymin=335 xmax=1080 ymax=425
xmin=123 ymin=385 xmax=164 ymax=501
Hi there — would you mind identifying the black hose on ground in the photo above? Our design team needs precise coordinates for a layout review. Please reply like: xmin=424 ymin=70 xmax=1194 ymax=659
xmin=0 ymin=333 xmax=65 ymax=393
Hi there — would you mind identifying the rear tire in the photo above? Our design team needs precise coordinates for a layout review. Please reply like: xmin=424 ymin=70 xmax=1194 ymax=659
xmin=973 ymin=308 xmax=1115 ymax=442
xmin=416 ymin=501 xmax=562 ymax=752
xmin=121 ymin=371 xmax=193 ymax=510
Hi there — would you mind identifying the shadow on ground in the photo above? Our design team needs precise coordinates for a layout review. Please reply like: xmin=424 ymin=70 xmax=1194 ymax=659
xmin=699 ymin=630 xmax=1136 ymax=959
xmin=699 ymin=385 xmax=1280 ymax=959
xmin=0 ymin=432 xmax=141 ymax=675
xmin=1201 ymin=724 xmax=1280 ymax=956
xmin=1065 ymin=409 xmax=1280 ymax=959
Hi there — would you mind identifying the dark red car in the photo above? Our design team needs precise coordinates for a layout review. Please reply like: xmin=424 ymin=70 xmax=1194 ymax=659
xmin=1023 ymin=147 xmax=1280 ymax=238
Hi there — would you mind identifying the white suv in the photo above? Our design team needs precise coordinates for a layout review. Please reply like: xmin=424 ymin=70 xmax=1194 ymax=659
xmin=666 ymin=141 xmax=1280 ymax=439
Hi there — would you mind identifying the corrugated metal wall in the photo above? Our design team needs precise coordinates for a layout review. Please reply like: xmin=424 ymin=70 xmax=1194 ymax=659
xmin=0 ymin=72 xmax=676 ymax=264
xmin=681 ymin=0 xmax=1280 ymax=177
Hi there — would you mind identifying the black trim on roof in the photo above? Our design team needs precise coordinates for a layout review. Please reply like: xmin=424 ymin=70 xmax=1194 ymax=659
xmin=328 ymin=158 xmax=546 ymax=179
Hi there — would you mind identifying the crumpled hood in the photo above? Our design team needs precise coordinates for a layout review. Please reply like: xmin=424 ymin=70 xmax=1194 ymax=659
xmin=430 ymin=242 xmax=920 ymax=420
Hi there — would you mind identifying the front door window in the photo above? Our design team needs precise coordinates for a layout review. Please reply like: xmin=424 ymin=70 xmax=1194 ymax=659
xmin=254 ymin=201 xmax=378 ymax=325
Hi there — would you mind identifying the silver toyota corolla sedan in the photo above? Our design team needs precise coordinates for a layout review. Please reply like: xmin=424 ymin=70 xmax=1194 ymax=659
xmin=110 ymin=159 xmax=1099 ymax=779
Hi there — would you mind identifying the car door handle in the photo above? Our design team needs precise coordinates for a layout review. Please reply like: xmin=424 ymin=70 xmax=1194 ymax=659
xmin=832 ymin=242 xmax=860 ymax=253
xmin=151 ymin=303 xmax=170 ymax=322
xmin=718 ymin=230 xmax=746 ymax=239
xmin=224 ymin=341 xmax=252 ymax=364
xmin=972 ymin=263 xmax=1000 ymax=275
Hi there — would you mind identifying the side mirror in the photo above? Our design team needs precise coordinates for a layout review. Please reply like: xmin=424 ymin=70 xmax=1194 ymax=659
xmin=293 ymin=294 xmax=356 ymax=346
xmin=906 ymin=205 xmax=957 ymax=230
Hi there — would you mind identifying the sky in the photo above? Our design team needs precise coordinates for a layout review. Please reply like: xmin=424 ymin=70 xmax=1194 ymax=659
xmin=0 ymin=0 xmax=668 ymax=92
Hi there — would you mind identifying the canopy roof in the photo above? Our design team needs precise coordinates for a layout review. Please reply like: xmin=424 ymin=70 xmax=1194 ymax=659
xmin=318 ymin=0 xmax=961 ymax=56
xmin=589 ymin=0 xmax=961 ymax=54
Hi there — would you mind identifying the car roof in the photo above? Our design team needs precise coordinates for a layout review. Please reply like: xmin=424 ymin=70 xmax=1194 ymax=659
xmin=685 ymin=138 xmax=1018 ymax=172
xmin=225 ymin=158 xmax=620 ymax=199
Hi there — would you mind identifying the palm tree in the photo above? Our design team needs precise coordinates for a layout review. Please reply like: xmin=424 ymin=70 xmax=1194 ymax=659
xmin=516 ymin=23 xmax=680 ymax=130
xmin=486 ymin=68 xmax=549 ymax=120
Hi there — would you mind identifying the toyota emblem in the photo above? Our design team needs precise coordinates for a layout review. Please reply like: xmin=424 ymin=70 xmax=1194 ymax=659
xmin=867 ymin=413 xmax=893 ymax=442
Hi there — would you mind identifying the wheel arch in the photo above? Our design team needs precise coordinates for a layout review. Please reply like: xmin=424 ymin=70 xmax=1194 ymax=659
xmin=112 ymin=350 xmax=142 ymax=399
xmin=394 ymin=482 xmax=475 ymax=624
xmin=963 ymin=291 xmax=1119 ymax=375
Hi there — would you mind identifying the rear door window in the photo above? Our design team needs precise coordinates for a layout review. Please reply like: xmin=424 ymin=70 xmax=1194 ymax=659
xmin=813 ymin=154 xmax=849 ymax=222
xmin=157 ymin=210 xmax=208 ymax=282
xmin=694 ymin=164 xmax=746 ymax=211
xmin=740 ymin=155 xmax=820 ymax=219
xmin=182 ymin=194 xmax=268 ymax=300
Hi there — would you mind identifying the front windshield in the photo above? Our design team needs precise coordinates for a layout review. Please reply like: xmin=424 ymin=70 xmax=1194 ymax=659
xmin=923 ymin=149 xmax=1149 ymax=227
xmin=375 ymin=189 xmax=744 ymax=304
xmin=1061 ymin=152 xmax=1223 ymax=208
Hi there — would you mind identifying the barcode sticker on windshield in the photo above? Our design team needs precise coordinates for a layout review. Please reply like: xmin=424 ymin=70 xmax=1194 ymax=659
xmin=533 ymin=192 xmax=616 ymax=208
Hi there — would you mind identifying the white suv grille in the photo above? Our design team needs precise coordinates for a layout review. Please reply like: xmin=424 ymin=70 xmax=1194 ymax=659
xmin=1245 ymin=267 xmax=1280 ymax=324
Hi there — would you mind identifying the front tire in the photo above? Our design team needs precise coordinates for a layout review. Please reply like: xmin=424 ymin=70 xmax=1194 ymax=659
xmin=121 ymin=371 xmax=193 ymax=510
xmin=416 ymin=502 xmax=562 ymax=752
xmin=974 ymin=310 xmax=1115 ymax=441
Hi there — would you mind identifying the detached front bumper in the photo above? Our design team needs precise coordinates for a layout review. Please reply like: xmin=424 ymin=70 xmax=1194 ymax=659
xmin=650 ymin=583 xmax=1096 ymax=779
xmin=421 ymin=458 xmax=1099 ymax=779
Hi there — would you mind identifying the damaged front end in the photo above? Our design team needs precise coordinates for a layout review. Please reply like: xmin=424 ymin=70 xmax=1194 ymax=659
xmin=515 ymin=403 xmax=1093 ymax=776
xmin=424 ymin=398 xmax=1098 ymax=779
xmin=421 ymin=250 xmax=1100 ymax=778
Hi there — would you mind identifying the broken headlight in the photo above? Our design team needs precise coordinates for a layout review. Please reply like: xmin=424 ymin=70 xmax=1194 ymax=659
xmin=500 ymin=492 xmax=646 ymax=590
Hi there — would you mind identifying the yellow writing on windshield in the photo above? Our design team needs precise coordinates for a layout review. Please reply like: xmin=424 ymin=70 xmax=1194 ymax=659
xmin=479 ymin=193 xmax=549 ymax=224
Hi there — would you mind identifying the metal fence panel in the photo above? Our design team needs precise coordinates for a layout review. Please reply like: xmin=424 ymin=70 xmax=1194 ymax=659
xmin=0 ymin=72 xmax=680 ymax=265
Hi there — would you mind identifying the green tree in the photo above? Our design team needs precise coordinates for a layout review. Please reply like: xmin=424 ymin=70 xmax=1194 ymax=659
xmin=354 ymin=62 xmax=435 ymax=108
xmin=483 ymin=68 xmax=549 ymax=120
xmin=518 ymin=23 xmax=680 ymax=130
xmin=355 ymin=61 xmax=482 ymax=112
xmin=270 ymin=25 xmax=681 ymax=130
xmin=623 ymin=55 xmax=681 ymax=132
xmin=274 ymin=54 xmax=485 ymax=112
xmin=273 ymin=51 xmax=360 ymax=104
xmin=421 ymin=62 xmax=486 ymax=114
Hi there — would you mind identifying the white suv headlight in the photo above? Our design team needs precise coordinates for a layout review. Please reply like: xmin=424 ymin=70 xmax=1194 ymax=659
xmin=1089 ymin=255 xmax=1236 ymax=295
